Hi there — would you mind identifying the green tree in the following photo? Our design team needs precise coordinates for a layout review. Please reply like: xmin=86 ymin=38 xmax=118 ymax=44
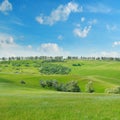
xmin=85 ymin=81 xmax=94 ymax=93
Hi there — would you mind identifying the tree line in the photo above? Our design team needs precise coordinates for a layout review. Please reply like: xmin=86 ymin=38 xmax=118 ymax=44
xmin=1 ymin=56 xmax=120 ymax=61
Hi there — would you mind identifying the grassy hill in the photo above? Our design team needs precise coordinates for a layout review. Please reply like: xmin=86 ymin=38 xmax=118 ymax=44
xmin=0 ymin=59 xmax=120 ymax=120
xmin=0 ymin=59 xmax=120 ymax=92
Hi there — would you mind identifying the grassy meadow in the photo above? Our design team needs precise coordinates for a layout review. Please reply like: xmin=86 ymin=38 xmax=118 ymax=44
xmin=0 ymin=59 xmax=120 ymax=120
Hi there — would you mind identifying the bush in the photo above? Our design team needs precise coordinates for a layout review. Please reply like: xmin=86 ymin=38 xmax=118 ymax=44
xmin=65 ymin=81 xmax=80 ymax=92
xmin=85 ymin=81 xmax=94 ymax=93
xmin=105 ymin=86 xmax=120 ymax=94
xmin=55 ymin=83 xmax=66 ymax=91
xmin=72 ymin=63 xmax=81 ymax=66
xmin=40 ymin=80 xmax=47 ymax=88
xmin=40 ymin=80 xmax=80 ymax=92
xmin=20 ymin=80 xmax=26 ymax=84
xmin=40 ymin=63 xmax=71 ymax=75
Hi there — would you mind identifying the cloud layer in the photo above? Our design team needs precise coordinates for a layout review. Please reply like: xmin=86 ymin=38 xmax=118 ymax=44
xmin=36 ymin=1 xmax=82 ymax=25
xmin=0 ymin=33 xmax=69 ymax=57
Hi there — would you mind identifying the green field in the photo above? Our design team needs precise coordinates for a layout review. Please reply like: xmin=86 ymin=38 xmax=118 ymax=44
xmin=0 ymin=59 xmax=120 ymax=120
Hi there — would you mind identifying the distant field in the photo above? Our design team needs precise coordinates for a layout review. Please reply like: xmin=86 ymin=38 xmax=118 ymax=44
xmin=0 ymin=59 xmax=120 ymax=119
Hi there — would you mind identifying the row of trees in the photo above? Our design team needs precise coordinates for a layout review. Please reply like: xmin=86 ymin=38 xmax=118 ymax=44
xmin=40 ymin=80 xmax=94 ymax=93
xmin=40 ymin=80 xmax=80 ymax=92
xmin=1 ymin=56 xmax=120 ymax=61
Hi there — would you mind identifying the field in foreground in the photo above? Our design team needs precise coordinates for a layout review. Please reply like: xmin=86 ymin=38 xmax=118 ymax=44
xmin=0 ymin=59 xmax=120 ymax=119
xmin=0 ymin=85 xmax=120 ymax=120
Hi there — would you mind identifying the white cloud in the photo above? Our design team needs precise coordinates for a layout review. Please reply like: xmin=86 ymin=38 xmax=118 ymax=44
xmin=86 ymin=3 xmax=111 ymax=13
xmin=0 ymin=0 xmax=12 ymax=14
xmin=106 ymin=24 xmax=117 ymax=31
xmin=0 ymin=33 xmax=14 ymax=45
xmin=112 ymin=41 xmax=120 ymax=47
xmin=73 ymin=26 xmax=91 ymax=38
xmin=81 ymin=17 xmax=85 ymax=22
xmin=57 ymin=35 xmax=63 ymax=40
xmin=0 ymin=33 xmax=69 ymax=57
xmin=38 ymin=43 xmax=69 ymax=56
xmin=39 ymin=43 xmax=62 ymax=55
xmin=36 ymin=1 xmax=83 ymax=25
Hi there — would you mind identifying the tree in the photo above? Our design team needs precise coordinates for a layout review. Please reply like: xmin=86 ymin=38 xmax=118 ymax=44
xmin=85 ymin=81 xmax=94 ymax=93
xmin=65 ymin=81 xmax=80 ymax=92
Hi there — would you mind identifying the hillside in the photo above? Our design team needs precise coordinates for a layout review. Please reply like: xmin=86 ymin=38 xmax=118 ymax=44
xmin=0 ymin=59 xmax=120 ymax=93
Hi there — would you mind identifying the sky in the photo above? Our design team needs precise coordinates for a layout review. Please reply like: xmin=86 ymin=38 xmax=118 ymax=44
xmin=0 ymin=0 xmax=120 ymax=57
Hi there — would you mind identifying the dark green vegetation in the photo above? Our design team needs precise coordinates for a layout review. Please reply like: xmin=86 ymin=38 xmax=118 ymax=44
xmin=0 ymin=59 xmax=120 ymax=120
xmin=40 ymin=63 xmax=71 ymax=74
xmin=40 ymin=80 xmax=80 ymax=92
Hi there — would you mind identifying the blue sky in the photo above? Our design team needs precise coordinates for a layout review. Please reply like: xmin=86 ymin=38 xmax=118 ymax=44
xmin=0 ymin=0 xmax=120 ymax=57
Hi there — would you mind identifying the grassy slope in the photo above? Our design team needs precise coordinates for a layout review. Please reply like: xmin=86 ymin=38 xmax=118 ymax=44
xmin=0 ymin=60 xmax=120 ymax=120
xmin=0 ymin=59 xmax=120 ymax=92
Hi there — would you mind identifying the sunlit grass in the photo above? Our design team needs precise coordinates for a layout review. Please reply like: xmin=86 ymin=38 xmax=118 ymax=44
xmin=0 ymin=90 xmax=120 ymax=120
xmin=0 ymin=59 xmax=120 ymax=120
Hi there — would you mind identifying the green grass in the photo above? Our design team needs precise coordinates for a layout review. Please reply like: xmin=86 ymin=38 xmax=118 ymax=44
xmin=0 ymin=59 xmax=120 ymax=119
xmin=0 ymin=87 xmax=120 ymax=120
xmin=0 ymin=59 xmax=120 ymax=92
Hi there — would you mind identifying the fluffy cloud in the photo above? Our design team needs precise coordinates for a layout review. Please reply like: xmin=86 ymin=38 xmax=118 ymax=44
xmin=36 ymin=1 xmax=83 ymax=25
xmin=0 ymin=0 xmax=12 ymax=14
xmin=0 ymin=33 xmax=21 ymax=57
xmin=73 ymin=26 xmax=91 ymax=38
xmin=86 ymin=3 xmax=111 ymax=13
xmin=0 ymin=33 xmax=35 ymax=57
xmin=38 ymin=43 xmax=69 ymax=56
xmin=0 ymin=33 xmax=14 ymax=46
xmin=112 ymin=41 xmax=120 ymax=47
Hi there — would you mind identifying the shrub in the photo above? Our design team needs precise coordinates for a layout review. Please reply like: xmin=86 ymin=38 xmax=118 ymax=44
xmin=105 ymin=86 xmax=120 ymax=94
xmin=40 ymin=80 xmax=47 ymax=88
xmin=72 ymin=63 xmax=81 ymax=66
xmin=46 ymin=80 xmax=54 ymax=87
xmin=85 ymin=81 xmax=94 ymax=93
xmin=65 ymin=81 xmax=80 ymax=92
xmin=20 ymin=80 xmax=26 ymax=84
xmin=55 ymin=83 xmax=66 ymax=91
